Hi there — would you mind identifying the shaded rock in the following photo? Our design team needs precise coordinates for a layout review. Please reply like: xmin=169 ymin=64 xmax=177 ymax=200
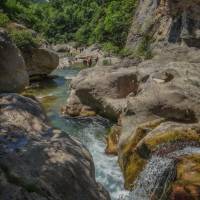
xmin=22 ymin=48 xmax=59 ymax=81
xmin=0 ymin=93 xmax=110 ymax=200
xmin=0 ymin=29 xmax=29 ymax=92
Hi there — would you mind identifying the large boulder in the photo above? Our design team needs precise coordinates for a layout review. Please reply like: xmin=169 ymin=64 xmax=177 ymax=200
xmin=0 ymin=94 xmax=110 ymax=200
xmin=64 ymin=64 xmax=138 ymax=120
xmin=64 ymin=45 xmax=200 ymax=124
xmin=0 ymin=29 xmax=29 ymax=92
xmin=22 ymin=48 xmax=59 ymax=80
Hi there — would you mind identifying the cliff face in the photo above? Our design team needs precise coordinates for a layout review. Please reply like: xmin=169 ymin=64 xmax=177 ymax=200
xmin=126 ymin=0 xmax=200 ymax=49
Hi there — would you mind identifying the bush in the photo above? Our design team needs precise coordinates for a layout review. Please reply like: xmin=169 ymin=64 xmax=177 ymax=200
xmin=102 ymin=42 xmax=120 ymax=54
xmin=119 ymin=47 xmax=134 ymax=58
xmin=0 ymin=12 xmax=10 ymax=27
xmin=9 ymin=30 xmax=41 ymax=49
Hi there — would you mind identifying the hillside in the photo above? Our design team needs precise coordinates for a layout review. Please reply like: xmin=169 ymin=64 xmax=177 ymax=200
xmin=0 ymin=0 xmax=137 ymax=52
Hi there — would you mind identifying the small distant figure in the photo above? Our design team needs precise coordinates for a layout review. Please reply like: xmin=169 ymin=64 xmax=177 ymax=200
xmin=95 ymin=55 xmax=99 ymax=63
xmin=83 ymin=59 xmax=87 ymax=67
xmin=87 ymin=56 xmax=92 ymax=67
xmin=83 ymin=56 xmax=92 ymax=67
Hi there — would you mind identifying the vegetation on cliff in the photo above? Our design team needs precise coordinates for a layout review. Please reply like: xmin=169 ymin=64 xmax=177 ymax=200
xmin=0 ymin=0 xmax=137 ymax=52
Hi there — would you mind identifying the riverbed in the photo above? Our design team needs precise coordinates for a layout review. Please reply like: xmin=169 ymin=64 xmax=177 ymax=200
xmin=25 ymin=67 xmax=129 ymax=200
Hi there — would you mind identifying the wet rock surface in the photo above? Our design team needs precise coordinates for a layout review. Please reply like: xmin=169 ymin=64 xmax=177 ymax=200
xmin=0 ymin=94 xmax=110 ymax=200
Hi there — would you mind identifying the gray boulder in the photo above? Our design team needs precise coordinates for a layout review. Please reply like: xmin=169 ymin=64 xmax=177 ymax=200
xmin=0 ymin=29 xmax=29 ymax=92
xmin=22 ymin=48 xmax=59 ymax=80
xmin=0 ymin=93 xmax=110 ymax=200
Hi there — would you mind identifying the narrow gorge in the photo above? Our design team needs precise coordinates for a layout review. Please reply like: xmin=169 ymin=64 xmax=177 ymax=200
xmin=0 ymin=0 xmax=200 ymax=200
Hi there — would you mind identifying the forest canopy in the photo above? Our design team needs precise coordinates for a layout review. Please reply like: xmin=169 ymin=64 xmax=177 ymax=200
xmin=0 ymin=0 xmax=137 ymax=51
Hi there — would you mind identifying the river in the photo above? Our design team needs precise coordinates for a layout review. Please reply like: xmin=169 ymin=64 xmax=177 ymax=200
xmin=25 ymin=67 xmax=129 ymax=200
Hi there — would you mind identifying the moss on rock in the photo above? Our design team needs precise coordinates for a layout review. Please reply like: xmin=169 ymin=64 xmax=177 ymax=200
xmin=105 ymin=125 xmax=121 ymax=155
xmin=119 ymin=120 xmax=200 ymax=190
xmin=170 ymin=154 xmax=200 ymax=200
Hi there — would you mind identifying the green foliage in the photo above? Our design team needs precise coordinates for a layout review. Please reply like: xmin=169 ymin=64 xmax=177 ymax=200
xmin=9 ymin=30 xmax=41 ymax=49
xmin=0 ymin=12 xmax=10 ymax=27
xmin=1 ymin=0 xmax=138 ymax=50
xmin=119 ymin=47 xmax=134 ymax=58
xmin=102 ymin=42 xmax=120 ymax=54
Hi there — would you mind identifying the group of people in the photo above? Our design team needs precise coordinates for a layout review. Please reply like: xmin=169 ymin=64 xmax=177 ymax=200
xmin=75 ymin=47 xmax=86 ymax=53
xmin=83 ymin=56 xmax=99 ymax=67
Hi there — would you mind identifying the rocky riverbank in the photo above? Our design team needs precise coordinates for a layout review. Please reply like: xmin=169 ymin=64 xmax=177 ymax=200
xmin=0 ymin=26 xmax=110 ymax=200
xmin=54 ymin=43 xmax=120 ymax=69
xmin=63 ymin=0 xmax=200 ymax=199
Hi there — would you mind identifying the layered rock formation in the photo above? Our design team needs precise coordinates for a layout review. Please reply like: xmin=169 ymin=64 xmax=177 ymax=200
xmin=0 ymin=29 xmax=29 ymax=92
xmin=0 ymin=94 xmax=110 ymax=200
xmin=127 ymin=0 xmax=200 ymax=50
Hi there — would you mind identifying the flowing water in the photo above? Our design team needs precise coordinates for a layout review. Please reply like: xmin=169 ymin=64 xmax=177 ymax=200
xmin=25 ymin=67 xmax=200 ymax=200
xmin=25 ymin=67 xmax=129 ymax=200
xmin=128 ymin=146 xmax=200 ymax=200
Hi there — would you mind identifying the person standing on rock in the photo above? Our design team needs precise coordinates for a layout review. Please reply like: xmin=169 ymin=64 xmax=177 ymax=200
xmin=88 ymin=56 xmax=92 ymax=67
xmin=95 ymin=55 xmax=99 ymax=64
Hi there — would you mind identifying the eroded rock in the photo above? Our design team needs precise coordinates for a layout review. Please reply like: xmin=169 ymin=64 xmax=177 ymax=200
xmin=127 ymin=0 xmax=200 ymax=50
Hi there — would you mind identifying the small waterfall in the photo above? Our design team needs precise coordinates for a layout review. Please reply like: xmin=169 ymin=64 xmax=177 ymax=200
xmin=128 ymin=156 xmax=174 ymax=200
xmin=74 ymin=118 xmax=130 ymax=200
xmin=126 ymin=146 xmax=200 ymax=200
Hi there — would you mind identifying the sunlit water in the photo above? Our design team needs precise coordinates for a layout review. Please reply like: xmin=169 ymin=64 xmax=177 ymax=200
xmin=25 ymin=68 xmax=129 ymax=200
